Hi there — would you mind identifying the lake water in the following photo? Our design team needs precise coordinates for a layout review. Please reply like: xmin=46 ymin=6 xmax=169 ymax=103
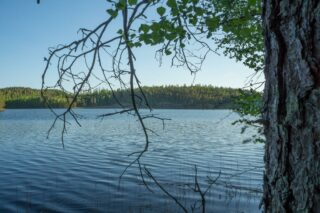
xmin=0 ymin=109 xmax=264 ymax=212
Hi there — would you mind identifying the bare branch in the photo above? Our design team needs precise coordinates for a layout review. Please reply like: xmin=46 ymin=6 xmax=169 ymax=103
xmin=144 ymin=167 xmax=189 ymax=213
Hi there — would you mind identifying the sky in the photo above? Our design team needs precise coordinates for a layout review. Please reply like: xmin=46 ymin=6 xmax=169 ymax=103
xmin=0 ymin=0 xmax=259 ymax=89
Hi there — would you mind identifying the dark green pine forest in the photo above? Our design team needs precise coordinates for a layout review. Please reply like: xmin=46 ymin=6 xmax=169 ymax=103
xmin=0 ymin=86 xmax=260 ymax=110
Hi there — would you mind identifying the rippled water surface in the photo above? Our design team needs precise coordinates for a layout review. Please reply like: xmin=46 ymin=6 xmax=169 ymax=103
xmin=0 ymin=109 xmax=264 ymax=212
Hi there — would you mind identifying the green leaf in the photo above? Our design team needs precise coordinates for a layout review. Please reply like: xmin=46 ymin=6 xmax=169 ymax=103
xmin=157 ymin=6 xmax=166 ymax=16
xmin=165 ymin=49 xmax=172 ymax=55
xmin=128 ymin=0 xmax=137 ymax=6
xmin=167 ymin=0 xmax=176 ymax=8
xmin=115 ymin=0 xmax=126 ymax=10
xmin=194 ymin=7 xmax=203 ymax=16
xmin=130 ymin=33 xmax=136 ymax=38
xmin=134 ymin=42 xmax=142 ymax=47
xmin=106 ymin=9 xmax=118 ymax=18
xmin=139 ymin=24 xmax=150 ymax=33
xmin=205 ymin=16 xmax=219 ymax=32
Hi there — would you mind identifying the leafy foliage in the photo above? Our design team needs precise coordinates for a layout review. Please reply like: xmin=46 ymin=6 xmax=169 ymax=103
xmin=132 ymin=0 xmax=264 ymax=72
xmin=211 ymin=0 xmax=264 ymax=71
xmin=234 ymin=89 xmax=262 ymax=116
xmin=104 ymin=0 xmax=263 ymax=73
xmin=233 ymin=89 xmax=264 ymax=143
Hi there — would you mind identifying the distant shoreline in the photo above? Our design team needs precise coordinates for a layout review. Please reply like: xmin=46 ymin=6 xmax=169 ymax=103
xmin=0 ymin=86 xmax=244 ymax=110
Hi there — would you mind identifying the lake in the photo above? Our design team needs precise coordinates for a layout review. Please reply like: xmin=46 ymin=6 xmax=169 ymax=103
xmin=0 ymin=109 xmax=264 ymax=212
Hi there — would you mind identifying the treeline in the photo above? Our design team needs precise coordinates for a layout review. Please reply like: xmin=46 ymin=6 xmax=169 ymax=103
xmin=0 ymin=86 xmax=245 ymax=109
xmin=0 ymin=87 xmax=68 ymax=109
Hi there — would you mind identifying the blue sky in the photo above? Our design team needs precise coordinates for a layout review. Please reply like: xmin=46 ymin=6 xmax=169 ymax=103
xmin=0 ymin=0 xmax=257 ymax=89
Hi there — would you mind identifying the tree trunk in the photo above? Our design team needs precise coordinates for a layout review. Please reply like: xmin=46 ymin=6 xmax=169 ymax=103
xmin=262 ymin=0 xmax=320 ymax=212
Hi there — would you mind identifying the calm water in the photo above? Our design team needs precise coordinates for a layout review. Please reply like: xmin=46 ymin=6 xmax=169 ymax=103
xmin=0 ymin=109 xmax=264 ymax=212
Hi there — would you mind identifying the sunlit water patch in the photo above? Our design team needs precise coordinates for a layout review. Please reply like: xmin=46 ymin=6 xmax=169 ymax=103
xmin=0 ymin=109 xmax=264 ymax=212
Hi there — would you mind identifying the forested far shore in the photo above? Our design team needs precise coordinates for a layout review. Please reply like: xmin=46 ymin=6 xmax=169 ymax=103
xmin=0 ymin=86 xmax=259 ymax=110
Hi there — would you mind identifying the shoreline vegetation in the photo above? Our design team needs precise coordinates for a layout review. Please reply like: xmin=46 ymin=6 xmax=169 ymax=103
xmin=0 ymin=86 xmax=258 ymax=110
xmin=0 ymin=98 xmax=4 ymax=111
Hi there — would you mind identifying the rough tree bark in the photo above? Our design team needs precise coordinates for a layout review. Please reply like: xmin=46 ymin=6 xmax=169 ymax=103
xmin=262 ymin=0 xmax=320 ymax=212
